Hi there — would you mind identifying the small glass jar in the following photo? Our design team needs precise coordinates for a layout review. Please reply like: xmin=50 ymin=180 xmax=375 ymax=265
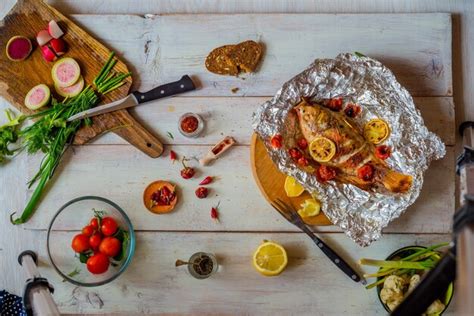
xmin=178 ymin=113 xmax=204 ymax=138
xmin=187 ymin=252 xmax=218 ymax=279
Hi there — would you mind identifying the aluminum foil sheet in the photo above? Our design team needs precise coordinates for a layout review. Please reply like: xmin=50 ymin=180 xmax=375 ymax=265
xmin=253 ymin=53 xmax=445 ymax=246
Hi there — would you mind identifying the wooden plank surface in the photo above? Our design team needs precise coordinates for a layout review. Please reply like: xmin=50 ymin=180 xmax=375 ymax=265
xmin=37 ymin=232 xmax=454 ymax=315
xmin=66 ymin=13 xmax=452 ymax=98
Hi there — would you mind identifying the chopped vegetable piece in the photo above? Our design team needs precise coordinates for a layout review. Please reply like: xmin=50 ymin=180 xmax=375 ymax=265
xmin=36 ymin=30 xmax=53 ymax=46
xmin=51 ymin=57 xmax=81 ymax=87
xmin=55 ymin=76 xmax=84 ymax=98
xmin=316 ymin=165 xmax=337 ymax=182
xmin=252 ymin=241 xmax=288 ymax=276
xmin=48 ymin=20 xmax=64 ymax=39
xmin=24 ymin=84 xmax=50 ymax=110
xmin=270 ymin=134 xmax=283 ymax=149
xmin=284 ymin=176 xmax=305 ymax=197
xmin=6 ymin=36 xmax=32 ymax=61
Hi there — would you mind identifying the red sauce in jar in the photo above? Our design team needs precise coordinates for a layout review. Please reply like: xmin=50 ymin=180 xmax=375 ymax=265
xmin=181 ymin=116 xmax=199 ymax=133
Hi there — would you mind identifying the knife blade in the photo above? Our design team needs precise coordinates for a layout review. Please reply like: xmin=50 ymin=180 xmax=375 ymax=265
xmin=67 ymin=75 xmax=196 ymax=122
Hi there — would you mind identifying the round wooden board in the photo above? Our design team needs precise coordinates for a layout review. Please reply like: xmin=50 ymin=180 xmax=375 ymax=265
xmin=250 ymin=133 xmax=332 ymax=226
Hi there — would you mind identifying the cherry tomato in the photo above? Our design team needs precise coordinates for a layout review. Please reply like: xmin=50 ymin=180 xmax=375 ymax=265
xmin=316 ymin=165 xmax=337 ymax=182
xmin=82 ymin=225 xmax=95 ymax=237
xmin=271 ymin=134 xmax=283 ymax=149
xmin=99 ymin=237 xmax=121 ymax=257
xmin=327 ymin=98 xmax=343 ymax=111
xmin=71 ymin=234 xmax=90 ymax=253
xmin=288 ymin=148 xmax=303 ymax=160
xmin=90 ymin=218 xmax=99 ymax=230
xmin=297 ymin=138 xmax=308 ymax=150
xmin=101 ymin=217 xmax=118 ymax=236
xmin=344 ymin=103 xmax=361 ymax=118
xmin=86 ymin=253 xmax=110 ymax=274
xmin=180 ymin=167 xmax=195 ymax=179
xmin=297 ymin=156 xmax=309 ymax=167
xmin=195 ymin=187 xmax=209 ymax=199
xmin=357 ymin=164 xmax=375 ymax=181
xmin=89 ymin=233 xmax=102 ymax=250
xmin=375 ymin=145 xmax=391 ymax=160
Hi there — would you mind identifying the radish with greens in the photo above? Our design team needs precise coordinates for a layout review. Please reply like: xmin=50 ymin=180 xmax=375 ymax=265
xmin=24 ymin=84 xmax=50 ymax=110
xmin=55 ymin=76 xmax=84 ymax=98
xmin=6 ymin=36 xmax=32 ymax=61
xmin=48 ymin=20 xmax=64 ymax=39
xmin=51 ymin=57 xmax=81 ymax=87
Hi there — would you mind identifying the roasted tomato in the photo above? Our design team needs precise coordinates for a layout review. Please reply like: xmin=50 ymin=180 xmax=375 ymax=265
xmin=99 ymin=237 xmax=121 ymax=257
xmin=357 ymin=164 xmax=375 ymax=181
xmin=344 ymin=103 xmax=361 ymax=118
xmin=82 ymin=225 xmax=95 ymax=237
xmin=86 ymin=253 xmax=110 ymax=274
xmin=271 ymin=134 xmax=283 ymax=149
xmin=297 ymin=138 xmax=308 ymax=150
xmin=89 ymin=233 xmax=102 ymax=250
xmin=71 ymin=234 xmax=90 ymax=253
xmin=297 ymin=156 xmax=309 ymax=167
xmin=326 ymin=98 xmax=343 ymax=111
xmin=316 ymin=165 xmax=337 ymax=182
xmin=288 ymin=148 xmax=303 ymax=160
xmin=101 ymin=217 xmax=118 ymax=236
xmin=375 ymin=145 xmax=391 ymax=160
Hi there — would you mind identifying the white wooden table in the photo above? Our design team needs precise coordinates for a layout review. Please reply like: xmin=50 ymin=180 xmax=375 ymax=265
xmin=1 ymin=1 xmax=473 ymax=315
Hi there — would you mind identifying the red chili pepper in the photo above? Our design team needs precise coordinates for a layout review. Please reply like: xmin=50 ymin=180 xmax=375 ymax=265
xmin=199 ymin=176 xmax=213 ymax=185
xmin=297 ymin=138 xmax=308 ymax=150
xmin=170 ymin=150 xmax=177 ymax=161
xmin=357 ymin=164 xmax=375 ymax=182
xmin=180 ymin=157 xmax=195 ymax=179
xmin=195 ymin=187 xmax=209 ymax=199
xmin=316 ymin=165 xmax=337 ymax=182
xmin=271 ymin=134 xmax=283 ymax=149
xmin=375 ymin=145 xmax=391 ymax=160
xmin=211 ymin=202 xmax=220 ymax=221
xmin=288 ymin=148 xmax=303 ymax=160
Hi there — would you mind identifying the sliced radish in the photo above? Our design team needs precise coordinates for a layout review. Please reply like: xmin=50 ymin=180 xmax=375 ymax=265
xmin=6 ymin=36 xmax=32 ymax=61
xmin=51 ymin=57 xmax=81 ymax=87
xmin=48 ymin=20 xmax=64 ymax=39
xmin=41 ymin=45 xmax=57 ymax=62
xmin=55 ymin=76 xmax=84 ymax=98
xmin=49 ymin=38 xmax=67 ymax=56
xmin=36 ymin=29 xmax=52 ymax=46
xmin=25 ymin=84 xmax=50 ymax=110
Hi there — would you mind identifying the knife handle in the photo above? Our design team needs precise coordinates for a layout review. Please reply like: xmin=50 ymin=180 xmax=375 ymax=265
xmin=132 ymin=75 xmax=196 ymax=103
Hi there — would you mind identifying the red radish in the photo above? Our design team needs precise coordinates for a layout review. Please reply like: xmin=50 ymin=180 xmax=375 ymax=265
xmin=51 ymin=57 xmax=81 ymax=87
xmin=49 ymin=38 xmax=67 ymax=56
xmin=24 ymin=84 xmax=50 ymax=110
xmin=48 ymin=20 xmax=64 ymax=39
xmin=55 ymin=76 xmax=84 ymax=97
xmin=41 ymin=45 xmax=57 ymax=62
xmin=5 ymin=36 xmax=32 ymax=61
xmin=36 ymin=29 xmax=52 ymax=46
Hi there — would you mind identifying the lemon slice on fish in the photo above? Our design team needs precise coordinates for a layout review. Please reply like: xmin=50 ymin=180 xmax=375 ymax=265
xmin=284 ymin=176 xmax=305 ymax=197
xmin=364 ymin=119 xmax=390 ymax=144
xmin=297 ymin=198 xmax=321 ymax=218
xmin=309 ymin=137 xmax=336 ymax=162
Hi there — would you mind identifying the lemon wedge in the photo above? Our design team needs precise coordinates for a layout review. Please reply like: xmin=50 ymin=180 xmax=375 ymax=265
xmin=297 ymin=198 xmax=321 ymax=218
xmin=284 ymin=176 xmax=305 ymax=197
xmin=252 ymin=241 xmax=288 ymax=276
xmin=309 ymin=136 xmax=336 ymax=162
xmin=364 ymin=119 xmax=390 ymax=144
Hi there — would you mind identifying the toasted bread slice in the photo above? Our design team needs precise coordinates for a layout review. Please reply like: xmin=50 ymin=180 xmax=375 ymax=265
xmin=228 ymin=40 xmax=263 ymax=73
xmin=205 ymin=45 xmax=238 ymax=75
xmin=205 ymin=40 xmax=263 ymax=76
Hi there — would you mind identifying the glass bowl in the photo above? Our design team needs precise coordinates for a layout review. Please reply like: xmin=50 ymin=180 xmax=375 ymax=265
xmin=47 ymin=196 xmax=135 ymax=287
xmin=376 ymin=245 xmax=454 ymax=314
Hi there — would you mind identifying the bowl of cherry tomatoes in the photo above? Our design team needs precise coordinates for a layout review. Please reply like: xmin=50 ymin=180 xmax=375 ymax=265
xmin=47 ymin=196 xmax=135 ymax=286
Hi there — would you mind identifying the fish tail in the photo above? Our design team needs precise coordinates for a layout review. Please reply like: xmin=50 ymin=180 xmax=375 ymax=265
xmin=381 ymin=170 xmax=413 ymax=193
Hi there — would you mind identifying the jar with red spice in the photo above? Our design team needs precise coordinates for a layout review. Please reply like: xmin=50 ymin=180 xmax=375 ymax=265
xmin=178 ymin=112 xmax=204 ymax=138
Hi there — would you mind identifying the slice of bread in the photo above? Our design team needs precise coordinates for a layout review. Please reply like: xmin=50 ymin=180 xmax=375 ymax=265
xmin=205 ymin=40 xmax=262 ymax=76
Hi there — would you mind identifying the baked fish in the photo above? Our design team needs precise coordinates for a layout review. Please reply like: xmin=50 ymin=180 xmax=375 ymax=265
xmin=295 ymin=99 xmax=412 ymax=193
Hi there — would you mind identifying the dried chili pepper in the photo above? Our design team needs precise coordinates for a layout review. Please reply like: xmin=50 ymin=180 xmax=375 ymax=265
xmin=180 ymin=157 xmax=195 ymax=179
xmin=195 ymin=187 xmax=208 ymax=199
xmin=211 ymin=202 xmax=220 ymax=221
xmin=170 ymin=150 xmax=177 ymax=162
xmin=199 ymin=176 xmax=213 ymax=185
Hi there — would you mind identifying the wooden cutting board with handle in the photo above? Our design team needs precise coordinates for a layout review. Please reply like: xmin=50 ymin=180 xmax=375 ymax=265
xmin=0 ymin=0 xmax=163 ymax=157
xmin=250 ymin=133 xmax=332 ymax=226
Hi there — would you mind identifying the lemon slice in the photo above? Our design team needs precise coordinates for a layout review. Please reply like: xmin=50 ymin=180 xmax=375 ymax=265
xmin=364 ymin=119 xmax=390 ymax=144
xmin=309 ymin=137 xmax=336 ymax=162
xmin=297 ymin=198 xmax=321 ymax=218
xmin=252 ymin=241 xmax=288 ymax=276
xmin=284 ymin=176 xmax=305 ymax=197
